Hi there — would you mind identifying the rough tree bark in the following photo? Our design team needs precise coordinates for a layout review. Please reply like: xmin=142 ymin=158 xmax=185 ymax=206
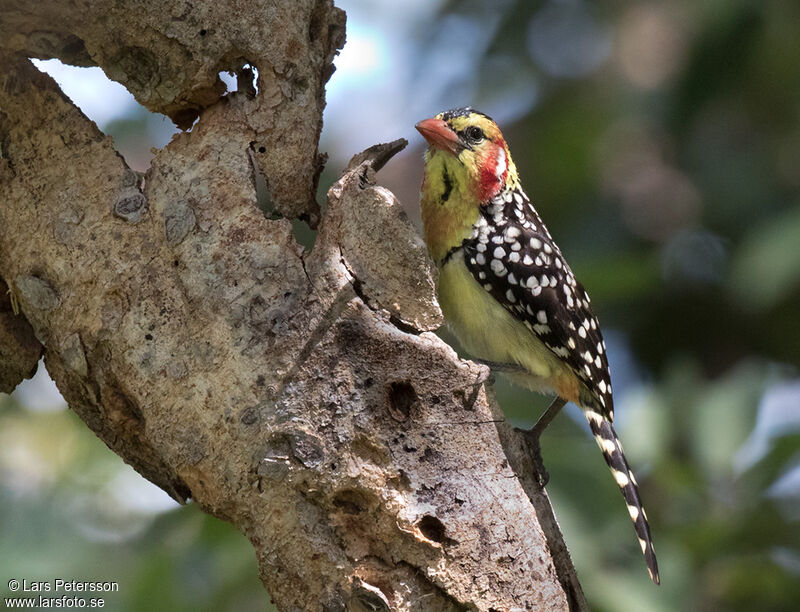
xmin=0 ymin=2 xmax=588 ymax=610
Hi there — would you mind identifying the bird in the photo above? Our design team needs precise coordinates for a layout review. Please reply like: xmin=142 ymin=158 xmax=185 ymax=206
xmin=416 ymin=106 xmax=659 ymax=584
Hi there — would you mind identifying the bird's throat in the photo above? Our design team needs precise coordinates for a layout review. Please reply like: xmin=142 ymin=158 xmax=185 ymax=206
xmin=420 ymin=155 xmax=482 ymax=264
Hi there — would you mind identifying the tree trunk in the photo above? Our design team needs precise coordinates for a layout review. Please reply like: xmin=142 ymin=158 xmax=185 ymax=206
xmin=0 ymin=2 xmax=587 ymax=609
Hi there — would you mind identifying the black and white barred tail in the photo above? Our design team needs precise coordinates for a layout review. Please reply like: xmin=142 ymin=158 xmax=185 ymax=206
xmin=585 ymin=409 xmax=660 ymax=584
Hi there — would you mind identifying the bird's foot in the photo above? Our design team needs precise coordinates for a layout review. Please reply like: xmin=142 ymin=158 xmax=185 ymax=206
xmin=518 ymin=426 xmax=550 ymax=489
xmin=472 ymin=359 xmax=529 ymax=386
xmin=473 ymin=359 xmax=527 ymax=375
xmin=472 ymin=365 xmax=495 ymax=387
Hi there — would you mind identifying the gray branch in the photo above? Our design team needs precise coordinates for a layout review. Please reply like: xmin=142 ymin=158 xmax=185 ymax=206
xmin=0 ymin=1 xmax=587 ymax=609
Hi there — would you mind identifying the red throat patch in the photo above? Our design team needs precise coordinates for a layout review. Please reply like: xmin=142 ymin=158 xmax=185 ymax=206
xmin=478 ymin=141 xmax=508 ymax=203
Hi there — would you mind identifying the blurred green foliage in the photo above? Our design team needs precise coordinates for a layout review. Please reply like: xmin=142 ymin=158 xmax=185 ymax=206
xmin=3 ymin=1 xmax=800 ymax=610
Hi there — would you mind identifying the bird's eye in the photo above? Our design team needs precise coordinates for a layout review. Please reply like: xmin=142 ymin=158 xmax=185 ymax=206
xmin=464 ymin=126 xmax=485 ymax=143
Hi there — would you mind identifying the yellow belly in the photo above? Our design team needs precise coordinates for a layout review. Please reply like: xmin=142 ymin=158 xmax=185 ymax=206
xmin=437 ymin=251 xmax=576 ymax=398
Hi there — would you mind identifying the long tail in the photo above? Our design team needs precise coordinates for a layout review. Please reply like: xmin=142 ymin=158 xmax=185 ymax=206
xmin=585 ymin=410 xmax=660 ymax=584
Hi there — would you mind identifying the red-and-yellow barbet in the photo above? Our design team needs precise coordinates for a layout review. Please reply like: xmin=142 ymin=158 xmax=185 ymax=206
xmin=416 ymin=107 xmax=659 ymax=584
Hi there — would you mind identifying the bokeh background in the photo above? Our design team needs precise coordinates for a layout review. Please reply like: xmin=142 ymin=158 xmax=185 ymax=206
xmin=2 ymin=1 xmax=800 ymax=610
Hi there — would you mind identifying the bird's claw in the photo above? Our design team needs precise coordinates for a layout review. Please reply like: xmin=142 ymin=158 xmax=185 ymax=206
xmin=519 ymin=427 xmax=550 ymax=488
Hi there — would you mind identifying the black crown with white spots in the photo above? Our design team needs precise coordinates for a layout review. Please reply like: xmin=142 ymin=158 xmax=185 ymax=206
xmin=462 ymin=186 xmax=614 ymax=416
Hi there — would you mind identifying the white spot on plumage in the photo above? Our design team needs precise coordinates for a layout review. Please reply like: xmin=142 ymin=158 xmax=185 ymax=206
xmin=596 ymin=435 xmax=616 ymax=455
xmin=598 ymin=380 xmax=607 ymax=393
xmin=543 ymin=243 xmax=552 ymax=254
xmin=492 ymin=235 xmax=504 ymax=244
xmin=478 ymin=271 xmax=486 ymax=280
xmin=597 ymin=342 xmax=604 ymax=354
xmin=476 ymin=253 xmax=486 ymax=265
xmin=628 ymin=504 xmax=640 ymax=522
xmin=555 ymin=258 xmax=562 ymax=269
xmin=584 ymin=351 xmax=593 ymax=363
xmin=540 ymin=274 xmax=549 ymax=287
xmin=476 ymin=242 xmax=486 ymax=252
xmin=490 ymin=259 xmax=507 ymax=276
xmin=504 ymin=226 xmax=521 ymax=241
xmin=531 ymin=286 xmax=542 ymax=296
xmin=613 ymin=469 xmax=630 ymax=487
xmin=523 ymin=254 xmax=533 ymax=265
xmin=514 ymin=192 xmax=523 ymax=205
xmin=530 ymin=237 xmax=542 ymax=249
xmin=483 ymin=283 xmax=492 ymax=292
xmin=493 ymin=246 xmax=506 ymax=258
xmin=509 ymin=251 xmax=520 ymax=263
xmin=585 ymin=410 xmax=603 ymax=425
xmin=567 ymin=338 xmax=576 ymax=349
xmin=584 ymin=364 xmax=592 ymax=377
xmin=595 ymin=355 xmax=602 ymax=368
xmin=536 ymin=310 xmax=547 ymax=324
xmin=506 ymin=289 xmax=516 ymax=303
xmin=578 ymin=327 xmax=587 ymax=338
xmin=507 ymin=272 xmax=518 ymax=285
xmin=533 ymin=323 xmax=550 ymax=334
xmin=535 ymin=255 xmax=543 ymax=266
xmin=639 ymin=538 xmax=648 ymax=554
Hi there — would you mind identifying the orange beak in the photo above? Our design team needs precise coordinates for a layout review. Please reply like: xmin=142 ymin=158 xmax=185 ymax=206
xmin=415 ymin=118 xmax=464 ymax=156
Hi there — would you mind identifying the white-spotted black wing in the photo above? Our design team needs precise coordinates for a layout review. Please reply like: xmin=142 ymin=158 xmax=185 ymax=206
xmin=462 ymin=187 xmax=614 ymax=417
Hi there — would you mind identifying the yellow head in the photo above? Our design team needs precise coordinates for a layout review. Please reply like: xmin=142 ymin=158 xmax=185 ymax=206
xmin=416 ymin=107 xmax=519 ymax=263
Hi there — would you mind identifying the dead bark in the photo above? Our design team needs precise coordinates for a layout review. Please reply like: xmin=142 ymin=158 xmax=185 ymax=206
xmin=0 ymin=2 xmax=587 ymax=610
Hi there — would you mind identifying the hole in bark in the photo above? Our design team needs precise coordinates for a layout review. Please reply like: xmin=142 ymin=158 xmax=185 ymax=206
xmin=240 ymin=63 xmax=259 ymax=95
xmin=417 ymin=515 xmax=446 ymax=543
xmin=386 ymin=381 xmax=418 ymax=422
xmin=199 ymin=29 xmax=207 ymax=36
xmin=352 ymin=580 xmax=391 ymax=612
xmin=332 ymin=489 xmax=365 ymax=515
xmin=218 ymin=63 xmax=259 ymax=97
xmin=218 ymin=70 xmax=237 ymax=94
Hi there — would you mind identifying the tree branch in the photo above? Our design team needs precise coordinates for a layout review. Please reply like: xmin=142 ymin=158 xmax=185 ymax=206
xmin=0 ymin=279 xmax=43 ymax=392
xmin=0 ymin=2 xmax=587 ymax=609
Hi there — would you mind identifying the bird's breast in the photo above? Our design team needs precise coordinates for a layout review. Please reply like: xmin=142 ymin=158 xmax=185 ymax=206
xmin=437 ymin=250 xmax=577 ymax=398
